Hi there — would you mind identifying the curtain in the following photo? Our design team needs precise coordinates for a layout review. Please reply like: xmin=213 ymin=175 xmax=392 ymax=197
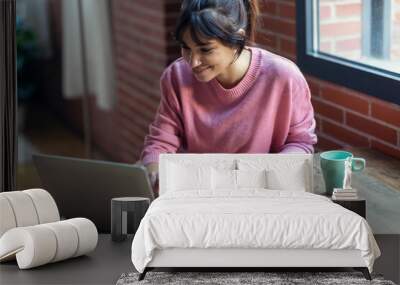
xmin=0 ymin=0 xmax=17 ymax=192
xmin=62 ymin=0 xmax=115 ymax=111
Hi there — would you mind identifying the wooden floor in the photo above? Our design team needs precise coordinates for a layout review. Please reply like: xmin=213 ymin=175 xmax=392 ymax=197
xmin=0 ymin=234 xmax=398 ymax=285
xmin=344 ymin=147 xmax=400 ymax=193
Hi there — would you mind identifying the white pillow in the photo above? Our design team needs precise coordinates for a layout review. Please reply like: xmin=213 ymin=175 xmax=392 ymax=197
xmin=211 ymin=168 xmax=268 ymax=190
xmin=266 ymin=166 xmax=307 ymax=191
xmin=211 ymin=168 xmax=236 ymax=190
xmin=237 ymin=158 xmax=310 ymax=192
xmin=236 ymin=169 xmax=268 ymax=189
xmin=167 ymin=162 xmax=212 ymax=191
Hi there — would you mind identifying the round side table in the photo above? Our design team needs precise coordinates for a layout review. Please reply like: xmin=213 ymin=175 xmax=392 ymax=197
xmin=111 ymin=197 xmax=150 ymax=242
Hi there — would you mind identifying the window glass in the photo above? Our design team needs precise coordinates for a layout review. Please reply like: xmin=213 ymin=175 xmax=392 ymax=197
xmin=317 ymin=0 xmax=400 ymax=74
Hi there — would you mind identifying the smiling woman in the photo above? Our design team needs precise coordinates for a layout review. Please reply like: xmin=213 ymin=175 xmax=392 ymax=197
xmin=175 ymin=0 xmax=257 ymax=87
xmin=179 ymin=29 xmax=252 ymax=88
xmin=139 ymin=0 xmax=318 ymax=196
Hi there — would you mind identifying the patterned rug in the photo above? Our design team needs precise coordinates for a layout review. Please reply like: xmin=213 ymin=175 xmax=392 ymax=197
xmin=116 ymin=271 xmax=396 ymax=285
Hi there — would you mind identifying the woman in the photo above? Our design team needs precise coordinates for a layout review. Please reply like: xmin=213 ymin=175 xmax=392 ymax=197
xmin=140 ymin=0 xmax=317 ymax=195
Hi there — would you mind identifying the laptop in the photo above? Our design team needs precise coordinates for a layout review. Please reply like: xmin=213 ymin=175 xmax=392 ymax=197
xmin=33 ymin=153 xmax=154 ymax=233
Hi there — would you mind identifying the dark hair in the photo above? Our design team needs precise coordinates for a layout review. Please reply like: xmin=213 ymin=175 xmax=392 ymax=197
xmin=174 ymin=0 xmax=260 ymax=57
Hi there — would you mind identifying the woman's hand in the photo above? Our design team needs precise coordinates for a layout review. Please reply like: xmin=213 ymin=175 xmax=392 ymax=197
xmin=144 ymin=162 xmax=159 ymax=198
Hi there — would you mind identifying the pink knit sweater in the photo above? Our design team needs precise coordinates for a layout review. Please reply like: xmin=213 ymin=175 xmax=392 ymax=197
xmin=140 ymin=47 xmax=317 ymax=165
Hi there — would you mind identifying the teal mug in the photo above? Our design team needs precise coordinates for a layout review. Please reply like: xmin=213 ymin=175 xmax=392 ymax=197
xmin=320 ymin=150 xmax=366 ymax=195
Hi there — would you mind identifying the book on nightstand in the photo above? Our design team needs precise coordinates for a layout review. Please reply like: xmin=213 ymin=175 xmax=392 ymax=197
xmin=332 ymin=188 xmax=360 ymax=200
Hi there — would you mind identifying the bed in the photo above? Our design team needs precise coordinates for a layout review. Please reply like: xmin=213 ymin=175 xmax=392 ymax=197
xmin=131 ymin=154 xmax=380 ymax=281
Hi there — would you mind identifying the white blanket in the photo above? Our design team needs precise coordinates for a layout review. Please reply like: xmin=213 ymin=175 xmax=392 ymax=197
xmin=131 ymin=190 xmax=380 ymax=273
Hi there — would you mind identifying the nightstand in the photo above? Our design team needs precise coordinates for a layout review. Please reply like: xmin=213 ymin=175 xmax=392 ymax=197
xmin=332 ymin=198 xmax=366 ymax=218
xmin=111 ymin=197 xmax=150 ymax=242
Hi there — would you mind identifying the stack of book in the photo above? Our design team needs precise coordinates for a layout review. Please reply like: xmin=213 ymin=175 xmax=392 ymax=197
xmin=332 ymin=188 xmax=359 ymax=200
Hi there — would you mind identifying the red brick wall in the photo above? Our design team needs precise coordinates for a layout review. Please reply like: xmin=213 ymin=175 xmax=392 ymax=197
xmin=112 ymin=0 xmax=181 ymax=162
xmin=110 ymin=0 xmax=400 ymax=162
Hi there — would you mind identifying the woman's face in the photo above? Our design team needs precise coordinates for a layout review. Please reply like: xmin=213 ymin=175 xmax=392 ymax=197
xmin=181 ymin=27 xmax=237 ymax=82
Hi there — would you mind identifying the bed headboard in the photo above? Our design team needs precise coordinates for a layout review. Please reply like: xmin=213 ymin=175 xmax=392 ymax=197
xmin=159 ymin=153 xmax=314 ymax=195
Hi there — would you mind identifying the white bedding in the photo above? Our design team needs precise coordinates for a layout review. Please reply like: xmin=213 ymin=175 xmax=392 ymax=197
xmin=131 ymin=190 xmax=380 ymax=273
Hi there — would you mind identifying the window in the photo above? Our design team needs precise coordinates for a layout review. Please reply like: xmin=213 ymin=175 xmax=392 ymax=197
xmin=297 ymin=0 xmax=400 ymax=104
